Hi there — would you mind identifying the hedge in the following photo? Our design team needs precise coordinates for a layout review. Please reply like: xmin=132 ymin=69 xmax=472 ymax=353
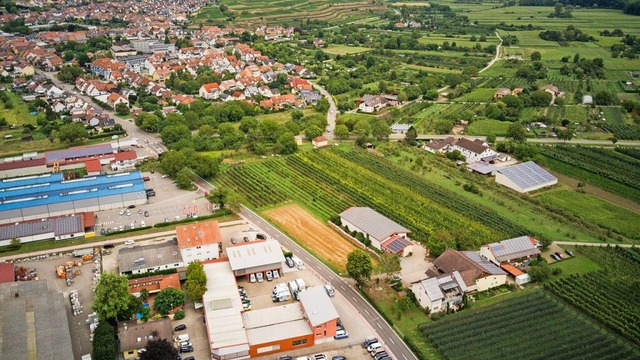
xmin=127 ymin=268 xmax=177 ymax=279
xmin=153 ymin=210 xmax=232 ymax=228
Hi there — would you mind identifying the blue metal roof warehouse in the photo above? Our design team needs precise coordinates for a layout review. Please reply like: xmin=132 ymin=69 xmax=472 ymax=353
xmin=0 ymin=171 xmax=147 ymax=224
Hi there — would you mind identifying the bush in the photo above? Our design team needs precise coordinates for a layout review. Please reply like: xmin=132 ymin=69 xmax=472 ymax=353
xmin=174 ymin=309 xmax=185 ymax=320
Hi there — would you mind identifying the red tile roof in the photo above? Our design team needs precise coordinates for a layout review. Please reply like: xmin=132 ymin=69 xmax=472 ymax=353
xmin=84 ymin=159 xmax=102 ymax=173
xmin=112 ymin=151 xmax=137 ymax=161
xmin=0 ymin=263 xmax=15 ymax=283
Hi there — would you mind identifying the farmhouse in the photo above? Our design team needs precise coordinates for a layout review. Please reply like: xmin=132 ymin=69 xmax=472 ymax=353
xmin=339 ymin=207 xmax=412 ymax=254
xmin=411 ymin=271 xmax=468 ymax=313
xmin=357 ymin=94 xmax=399 ymax=113
xmin=227 ymin=240 xmax=285 ymax=277
xmin=391 ymin=123 xmax=412 ymax=134
xmin=118 ymin=318 xmax=173 ymax=360
xmin=175 ymin=220 xmax=222 ymax=264
xmin=448 ymin=138 xmax=498 ymax=163
xmin=432 ymin=249 xmax=507 ymax=292
xmin=495 ymin=161 xmax=557 ymax=193
xmin=494 ymin=88 xmax=511 ymax=100
xmin=422 ymin=137 xmax=456 ymax=154
xmin=480 ymin=235 xmax=541 ymax=266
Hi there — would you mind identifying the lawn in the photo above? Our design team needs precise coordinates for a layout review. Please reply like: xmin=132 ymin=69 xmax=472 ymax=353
xmin=0 ymin=91 xmax=37 ymax=125
xmin=537 ymin=189 xmax=640 ymax=241
xmin=549 ymin=248 xmax=601 ymax=278
xmin=322 ymin=44 xmax=373 ymax=55
xmin=336 ymin=112 xmax=378 ymax=124
xmin=255 ymin=108 xmax=315 ymax=124
xmin=465 ymin=119 xmax=511 ymax=135
xmin=456 ymin=88 xmax=496 ymax=102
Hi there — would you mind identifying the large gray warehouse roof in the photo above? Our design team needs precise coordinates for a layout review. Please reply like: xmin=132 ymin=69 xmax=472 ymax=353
xmin=340 ymin=207 xmax=410 ymax=241
xmin=227 ymin=241 xmax=285 ymax=271
xmin=486 ymin=236 xmax=540 ymax=263
xmin=0 ymin=215 xmax=83 ymax=241
xmin=118 ymin=240 xmax=182 ymax=273
xmin=0 ymin=280 xmax=75 ymax=360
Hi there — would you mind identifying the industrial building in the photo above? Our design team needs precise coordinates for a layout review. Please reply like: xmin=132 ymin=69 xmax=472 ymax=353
xmin=339 ymin=207 xmax=413 ymax=255
xmin=118 ymin=240 xmax=184 ymax=275
xmin=0 ymin=212 xmax=94 ymax=247
xmin=227 ymin=241 xmax=285 ymax=278
xmin=0 ymin=171 xmax=147 ymax=225
xmin=0 ymin=280 xmax=75 ymax=360
xmin=495 ymin=161 xmax=558 ymax=193
xmin=243 ymin=304 xmax=313 ymax=357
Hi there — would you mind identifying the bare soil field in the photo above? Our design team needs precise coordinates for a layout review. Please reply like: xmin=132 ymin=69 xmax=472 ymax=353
xmin=263 ymin=204 xmax=359 ymax=273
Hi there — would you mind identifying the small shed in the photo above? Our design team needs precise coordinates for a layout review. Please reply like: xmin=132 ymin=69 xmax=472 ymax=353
xmin=582 ymin=95 xmax=593 ymax=105
xmin=500 ymin=264 xmax=531 ymax=285
xmin=294 ymin=135 xmax=303 ymax=146
xmin=312 ymin=136 xmax=328 ymax=149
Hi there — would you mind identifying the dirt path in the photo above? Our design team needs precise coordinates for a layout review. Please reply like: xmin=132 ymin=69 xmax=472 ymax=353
xmin=551 ymin=172 xmax=640 ymax=213
xmin=263 ymin=204 xmax=359 ymax=272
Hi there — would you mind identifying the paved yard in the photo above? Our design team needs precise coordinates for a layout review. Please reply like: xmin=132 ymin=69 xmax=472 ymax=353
xmin=400 ymin=242 xmax=433 ymax=285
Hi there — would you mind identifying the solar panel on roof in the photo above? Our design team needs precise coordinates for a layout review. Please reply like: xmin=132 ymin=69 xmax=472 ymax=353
xmin=498 ymin=161 xmax=557 ymax=191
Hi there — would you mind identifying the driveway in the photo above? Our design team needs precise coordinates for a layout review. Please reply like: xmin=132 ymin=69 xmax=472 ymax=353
xmin=400 ymin=242 xmax=432 ymax=285
xmin=311 ymin=82 xmax=337 ymax=140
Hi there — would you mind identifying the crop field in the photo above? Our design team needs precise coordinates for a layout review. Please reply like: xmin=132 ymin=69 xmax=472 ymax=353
xmin=545 ymin=246 xmax=640 ymax=345
xmin=419 ymin=290 xmax=640 ymax=360
xmin=414 ymin=103 xmax=485 ymax=132
xmin=537 ymin=190 xmax=640 ymax=241
xmin=455 ymin=88 xmax=495 ymax=102
xmin=546 ymin=106 xmax=588 ymax=124
xmin=465 ymin=119 xmax=510 ymax=136
xmin=476 ymin=77 xmax=529 ymax=89
xmin=263 ymin=204 xmax=358 ymax=272
xmin=216 ymin=148 xmax=527 ymax=250
xmin=321 ymin=44 xmax=373 ymax=55
xmin=538 ymin=145 xmax=640 ymax=203
xmin=194 ymin=0 xmax=388 ymax=25
xmin=601 ymin=106 xmax=627 ymax=124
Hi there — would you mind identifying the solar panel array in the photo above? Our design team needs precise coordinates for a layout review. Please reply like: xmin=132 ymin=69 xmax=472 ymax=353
xmin=45 ymin=143 xmax=113 ymax=163
xmin=384 ymin=237 xmax=412 ymax=253
xmin=497 ymin=161 xmax=557 ymax=191
xmin=0 ymin=215 xmax=83 ymax=240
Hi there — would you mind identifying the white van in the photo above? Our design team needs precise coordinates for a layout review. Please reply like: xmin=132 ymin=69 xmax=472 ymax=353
xmin=367 ymin=342 xmax=382 ymax=353
xmin=292 ymin=256 xmax=304 ymax=270
xmin=324 ymin=284 xmax=335 ymax=297
xmin=175 ymin=334 xmax=189 ymax=343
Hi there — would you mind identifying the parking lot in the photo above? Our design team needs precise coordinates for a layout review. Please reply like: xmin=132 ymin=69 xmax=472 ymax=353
xmin=13 ymin=251 xmax=101 ymax=360
xmin=95 ymin=171 xmax=211 ymax=234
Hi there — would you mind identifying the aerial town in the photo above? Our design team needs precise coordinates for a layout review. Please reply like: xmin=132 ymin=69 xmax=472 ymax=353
xmin=0 ymin=0 xmax=639 ymax=359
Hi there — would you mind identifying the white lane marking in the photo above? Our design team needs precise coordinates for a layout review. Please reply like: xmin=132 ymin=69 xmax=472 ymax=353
xmin=352 ymin=296 xmax=358 ymax=302
xmin=389 ymin=338 xmax=395 ymax=345
xmin=376 ymin=322 xmax=382 ymax=329
xmin=364 ymin=309 xmax=370 ymax=315
xmin=340 ymin=285 xmax=346 ymax=291
xmin=402 ymin=354 xmax=408 ymax=360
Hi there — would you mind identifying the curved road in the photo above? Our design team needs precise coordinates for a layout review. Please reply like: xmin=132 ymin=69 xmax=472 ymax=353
xmin=241 ymin=206 xmax=418 ymax=360
xmin=42 ymin=71 xmax=167 ymax=156
xmin=479 ymin=31 xmax=503 ymax=74
xmin=311 ymin=82 xmax=337 ymax=140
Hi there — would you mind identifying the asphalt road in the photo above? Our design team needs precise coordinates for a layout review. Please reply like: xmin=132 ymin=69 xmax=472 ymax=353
xmin=42 ymin=71 xmax=167 ymax=156
xmin=311 ymin=81 xmax=337 ymax=140
xmin=240 ymin=206 xmax=418 ymax=360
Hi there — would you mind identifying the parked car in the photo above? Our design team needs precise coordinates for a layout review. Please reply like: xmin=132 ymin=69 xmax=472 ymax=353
xmin=250 ymin=273 xmax=257 ymax=283
xmin=138 ymin=209 xmax=143 ymax=214
xmin=174 ymin=324 xmax=186 ymax=331
xmin=231 ymin=237 xmax=237 ymax=244
xmin=565 ymin=250 xmax=575 ymax=257
xmin=183 ymin=357 xmax=195 ymax=360
xmin=256 ymin=233 xmax=267 ymax=240
xmin=128 ymin=205 xmax=136 ymax=209
xmin=367 ymin=342 xmax=383 ymax=352
xmin=313 ymin=354 xmax=328 ymax=360
xmin=242 ymin=301 xmax=252 ymax=311
xmin=126 ymin=210 xmax=131 ymax=216
xmin=103 ymin=243 xmax=114 ymax=249
xmin=332 ymin=356 xmax=347 ymax=360
xmin=391 ymin=275 xmax=402 ymax=282
xmin=286 ymin=257 xmax=295 ymax=268
xmin=144 ymin=211 xmax=150 ymax=217
xmin=119 ymin=210 xmax=125 ymax=215
xmin=555 ymin=252 xmax=564 ymax=259
xmin=373 ymin=352 xmax=389 ymax=360
xmin=550 ymin=254 xmax=559 ymax=261
xmin=124 ymin=240 xmax=135 ymax=245
xmin=363 ymin=337 xmax=378 ymax=348
xmin=179 ymin=346 xmax=194 ymax=353
xmin=256 ymin=272 xmax=264 ymax=283
xmin=278 ymin=356 xmax=293 ymax=360
xmin=334 ymin=329 xmax=349 ymax=340
xmin=266 ymin=270 xmax=273 ymax=282
xmin=273 ymin=269 xmax=280 ymax=279
xmin=100 ymin=228 xmax=106 ymax=236
xmin=180 ymin=341 xmax=192 ymax=348
xmin=324 ymin=284 xmax=335 ymax=297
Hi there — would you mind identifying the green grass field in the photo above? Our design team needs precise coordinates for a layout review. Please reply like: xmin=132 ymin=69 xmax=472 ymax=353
xmin=456 ymin=88 xmax=496 ymax=102
xmin=466 ymin=119 xmax=511 ymax=135
xmin=0 ymin=91 xmax=36 ymax=125
xmin=538 ymin=189 xmax=640 ymax=241
xmin=255 ymin=109 xmax=315 ymax=124
xmin=322 ymin=44 xmax=373 ymax=55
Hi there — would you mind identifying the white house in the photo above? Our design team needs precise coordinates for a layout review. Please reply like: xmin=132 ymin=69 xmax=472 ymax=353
xmin=432 ymin=249 xmax=507 ymax=292
xmin=449 ymin=138 xmax=498 ymax=163
xmin=175 ymin=221 xmax=222 ymax=264
xmin=199 ymin=83 xmax=221 ymax=100
xmin=358 ymin=95 xmax=387 ymax=113
xmin=411 ymin=271 xmax=468 ymax=313
xmin=109 ymin=151 xmax=137 ymax=172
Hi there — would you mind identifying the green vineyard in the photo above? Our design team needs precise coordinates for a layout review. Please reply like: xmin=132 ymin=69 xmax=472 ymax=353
xmin=545 ymin=246 xmax=640 ymax=345
xmin=538 ymin=145 xmax=640 ymax=202
xmin=419 ymin=290 xmax=640 ymax=360
xmin=216 ymin=148 xmax=527 ymax=249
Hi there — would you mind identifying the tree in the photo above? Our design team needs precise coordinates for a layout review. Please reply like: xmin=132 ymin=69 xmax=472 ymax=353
xmin=354 ymin=119 xmax=371 ymax=136
xmin=276 ymin=132 xmax=298 ymax=154
xmin=225 ymin=192 xmax=244 ymax=213
xmin=334 ymin=124 xmax=349 ymax=139
xmin=404 ymin=126 xmax=417 ymax=145
xmin=10 ymin=238 xmax=20 ymax=248
xmin=139 ymin=339 xmax=178 ymax=360
xmin=185 ymin=261 xmax=207 ymax=303
xmin=557 ymin=128 xmax=574 ymax=141
xmin=115 ymin=103 xmax=130 ymax=116
xmin=371 ymin=119 xmax=391 ymax=140
xmin=153 ymin=287 xmax=185 ymax=315
xmin=305 ymin=125 xmax=323 ymax=140
xmin=434 ymin=119 xmax=454 ymax=134
xmin=506 ymin=122 xmax=527 ymax=142
xmin=207 ymin=188 xmax=228 ymax=209
xmin=58 ymin=122 xmax=87 ymax=143
xmin=140 ymin=288 xmax=149 ymax=302
xmin=379 ymin=253 xmax=401 ymax=279
xmin=161 ymin=124 xmax=191 ymax=146
xmin=175 ymin=168 xmax=195 ymax=190
xmin=611 ymin=136 xmax=618 ymax=145
xmin=346 ymin=250 xmax=373 ymax=285
xmin=92 ymin=322 xmax=117 ymax=360
xmin=530 ymin=51 xmax=542 ymax=61
xmin=528 ymin=263 xmax=551 ymax=282
xmin=92 ymin=272 xmax=135 ymax=321
xmin=486 ymin=134 xmax=496 ymax=144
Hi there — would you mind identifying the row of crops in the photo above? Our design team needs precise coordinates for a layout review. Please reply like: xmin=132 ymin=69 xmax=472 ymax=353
xmin=545 ymin=246 xmax=640 ymax=345
xmin=615 ymin=146 xmax=640 ymax=160
xmin=476 ymin=76 xmax=529 ymax=89
xmin=602 ymin=123 xmax=640 ymax=140
xmin=419 ymin=290 xmax=640 ymax=360
xmin=537 ymin=145 xmax=640 ymax=202
xmin=216 ymin=148 xmax=524 ymax=248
